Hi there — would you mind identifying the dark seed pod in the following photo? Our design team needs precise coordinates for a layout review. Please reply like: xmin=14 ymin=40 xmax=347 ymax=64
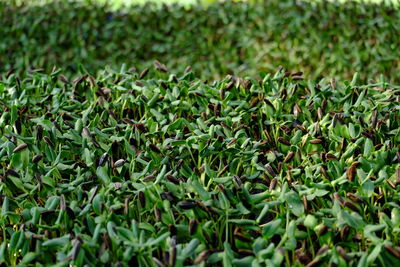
xmin=277 ymin=137 xmax=291 ymax=146
xmin=113 ymin=159 xmax=126 ymax=168
xmin=384 ymin=244 xmax=400 ymax=259
xmin=284 ymin=151 xmax=295 ymax=163
xmin=154 ymin=206 xmax=161 ymax=222
xmin=168 ymin=224 xmax=177 ymax=237
xmin=152 ymin=257 xmax=165 ymax=267
xmin=303 ymin=196 xmax=308 ymax=212
xmin=36 ymin=125 xmax=43 ymax=141
xmin=189 ymin=219 xmax=198 ymax=235
xmin=309 ymin=139 xmax=323 ymax=145
xmin=318 ymin=225 xmax=328 ymax=236
xmin=220 ymin=88 xmax=225 ymax=100
xmin=396 ymin=168 xmax=400 ymax=183
xmin=134 ymin=123 xmax=146 ymax=132
xmin=14 ymin=119 xmax=21 ymax=134
xmin=346 ymin=193 xmax=363 ymax=204
xmin=135 ymin=80 xmax=144 ymax=87
xmin=169 ymin=245 xmax=176 ymax=266
xmin=166 ymin=174 xmax=179 ymax=184
xmin=316 ymin=245 xmax=330 ymax=256
xmin=233 ymin=175 xmax=242 ymax=189
xmin=153 ymin=60 xmax=168 ymax=73
xmin=371 ymin=110 xmax=378 ymax=129
xmin=265 ymin=164 xmax=277 ymax=178
xmin=320 ymin=166 xmax=331 ymax=180
xmin=326 ymin=153 xmax=338 ymax=161
xmin=13 ymin=143 xmax=28 ymax=153
xmin=60 ymin=194 xmax=66 ymax=211
xmin=227 ymin=138 xmax=237 ymax=146
xmin=225 ymin=81 xmax=235 ymax=90
xmin=333 ymin=193 xmax=345 ymax=205
xmin=82 ymin=127 xmax=91 ymax=137
xmin=293 ymin=103 xmax=302 ymax=116
xmin=6 ymin=169 xmax=20 ymax=178
xmin=161 ymin=192 xmax=175 ymax=202
xmin=139 ymin=68 xmax=149 ymax=79
xmin=149 ymin=143 xmax=161 ymax=154
xmin=217 ymin=165 xmax=229 ymax=176
xmin=138 ymin=191 xmax=146 ymax=208
xmin=306 ymin=258 xmax=322 ymax=267
xmin=344 ymin=201 xmax=358 ymax=212
xmin=124 ymin=198 xmax=129 ymax=215
xmin=178 ymin=201 xmax=197 ymax=210
xmin=72 ymin=239 xmax=81 ymax=260
xmin=353 ymin=234 xmax=362 ymax=242
xmin=184 ymin=66 xmax=192 ymax=73
xmin=346 ymin=162 xmax=359 ymax=181
xmin=99 ymin=153 xmax=108 ymax=167
xmin=269 ymin=178 xmax=277 ymax=191
xmin=32 ymin=154 xmax=43 ymax=164
xmin=143 ymin=175 xmax=155 ymax=182
xmin=234 ymin=230 xmax=252 ymax=243
xmin=35 ymin=173 xmax=43 ymax=190
xmin=43 ymin=136 xmax=54 ymax=147
xmin=336 ymin=246 xmax=351 ymax=262
xmin=387 ymin=179 xmax=396 ymax=189
xmin=193 ymin=250 xmax=212 ymax=265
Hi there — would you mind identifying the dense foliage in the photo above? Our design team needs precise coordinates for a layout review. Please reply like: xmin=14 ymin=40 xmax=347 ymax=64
xmin=1 ymin=0 xmax=400 ymax=82
xmin=0 ymin=66 xmax=399 ymax=266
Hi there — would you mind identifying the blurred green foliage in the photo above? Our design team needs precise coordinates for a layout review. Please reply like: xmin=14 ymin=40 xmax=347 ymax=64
xmin=1 ymin=0 xmax=399 ymax=81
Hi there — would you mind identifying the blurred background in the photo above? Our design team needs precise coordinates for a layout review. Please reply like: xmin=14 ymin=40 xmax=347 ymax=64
xmin=2 ymin=0 xmax=400 ymax=82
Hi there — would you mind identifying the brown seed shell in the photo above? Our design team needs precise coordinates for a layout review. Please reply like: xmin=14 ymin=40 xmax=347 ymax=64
xmin=13 ymin=143 xmax=28 ymax=153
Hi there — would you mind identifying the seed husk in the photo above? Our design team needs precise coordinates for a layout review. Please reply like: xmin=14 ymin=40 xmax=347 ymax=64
xmin=343 ymin=201 xmax=358 ymax=212
xmin=149 ymin=143 xmax=161 ymax=154
xmin=166 ymin=174 xmax=179 ymax=184
xmin=32 ymin=154 xmax=43 ymax=163
xmin=152 ymin=257 xmax=165 ymax=267
xmin=189 ymin=219 xmax=198 ymax=235
xmin=346 ymin=162 xmax=359 ymax=181
xmin=153 ymin=60 xmax=168 ymax=73
xmin=278 ymin=137 xmax=291 ymax=146
xmin=99 ymin=153 xmax=108 ymax=167
xmin=309 ymin=139 xmax=323 ymax=145
xmin=139 ymin=191 xmax=146 ymax=208
xmin=284 ymin=151 xmax=295 ymax=163
xmin=143 ymin=174 xmax=155 ymax=182
xmin=6 ymin=169 xmax=20 ymax=178
xmin=139 ymin=68 xmax=149 ymax=79
xmin=169 ymin=245 xmax=176 ymax=266
xmin=193 ymin=250 xmax=212 ymax=265
xmin=346 ymin=193 xmax=363 ymax=204
xmin=384 ymin=244 xmax=400 ymax=259
xmin=326 ymin=153 xmax=338 ymax=161
xmin=306 ymin=258 xmax=322 ymax=267
xmin=320 ymin=166 xmax=331 ymax=180
xmin=336 ymin=246 xmax=351 ymax=262
xmin=265 ymin=164 xmax=277 ymax=178
xmin=178 ymin=201 xmax=197 ymax=210
xmin=318 ymin=225 xmax=329 ymax=236
xmin=72 ymin=239 xmax=81 ymax=260
xmin=43 ymin=136 xmax=54 ymax=147
xmin=217 ymin=165 xmax=229 ymax=176
xmin=13 ymin=143 xmax=28 ymax=153
xmin=387 ymin=179 xmax=396 ymax=189
xmin=113 ymin=159 xmax=126 ymax=168
xmin=269 ymin=178 xmax=277 ymax=191
xmin=333 ymin=193 xmax=345 ymax=205
xmin=316 ymin=245 xmax=330 ymax=256
xmin=154 ymin=206 xmax=161 ymax=222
